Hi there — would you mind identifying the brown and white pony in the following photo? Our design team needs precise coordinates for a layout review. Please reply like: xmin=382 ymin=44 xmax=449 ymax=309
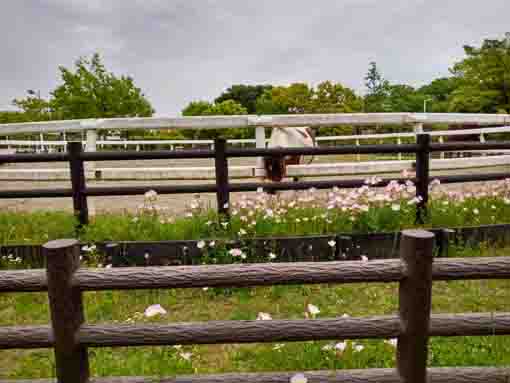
xmin=264 ymin=126 xmax=316 ymax=182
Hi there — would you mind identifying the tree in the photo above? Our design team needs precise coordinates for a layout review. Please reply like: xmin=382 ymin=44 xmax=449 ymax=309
xmin=449 ymin=34 xmax=510 ymax=113
xmin=364 ymin=62 xmax=390 ymax=112
xmin=309 ymin=81 xmax=363 ymax=113
xmin=181 ymin=99 xmax=249 ymax=139
xmin=214 ymin=84 xmax=272 ymax=114
xmin=417 ymin=77 xmax=460 ymax=113
xmin=12 ymin=91 xmax=51 ymax=121
xmin=49 ymin=53 xmax=154 ymax=119
xmin=256 ymin=83 xmax=313 ymax=114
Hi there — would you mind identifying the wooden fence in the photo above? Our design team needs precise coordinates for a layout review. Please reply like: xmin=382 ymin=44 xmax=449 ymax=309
xmin=1 ymin=230 xmax=510 ymax=382
xmin=1 ymin=135 xmax=510 ymax=227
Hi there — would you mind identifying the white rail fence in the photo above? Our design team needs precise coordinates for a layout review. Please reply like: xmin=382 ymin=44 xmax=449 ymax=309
xmin=1 ymin=113 xmax=510 ymax=181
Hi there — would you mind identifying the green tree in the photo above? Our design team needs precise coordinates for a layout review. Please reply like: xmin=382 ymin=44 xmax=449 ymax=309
xmin=417 ymin=77 xmax=460 ymax=113
xmin=181 ymin=99 xmax=249 ymax=139
xmin=364 ymin=61 xmax=390 ymax=112
xmin=214 ymin=84 xmax=272 ymax=114
xmin=449 ymin=34 xmax=510 ymax=113
xmin=49 ymin=53 xmax=154 ymax=119
xmin=256 ymin=83 xmax=313 ymax=114
xmin=12 ymin=90 xmax=51 ymax=121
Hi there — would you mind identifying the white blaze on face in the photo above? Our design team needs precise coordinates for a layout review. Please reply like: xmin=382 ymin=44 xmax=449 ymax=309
xmin=268 ymin=127 xmax=314 ymax=148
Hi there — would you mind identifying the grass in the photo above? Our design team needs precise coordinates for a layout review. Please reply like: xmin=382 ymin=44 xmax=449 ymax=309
xmin=1 ymin=245 xmax=509 ymax=379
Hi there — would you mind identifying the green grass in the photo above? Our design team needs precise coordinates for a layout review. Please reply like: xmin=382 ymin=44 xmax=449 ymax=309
xmin=1 ymin=194 xmax=510 ymax=245
xmin=1 ymin=245 xmax=509 ymax=379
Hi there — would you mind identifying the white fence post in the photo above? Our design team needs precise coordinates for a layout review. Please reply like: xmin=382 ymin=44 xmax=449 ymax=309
xmin=255 ymin=126 xmax=266 ymax=178
xmin=85 ymin=129 xmax=97 ymax=216
xmin=439 ymin=136 xmax=445 ymax=159
xmin=355 ymin=139 xmax=361 ymax=161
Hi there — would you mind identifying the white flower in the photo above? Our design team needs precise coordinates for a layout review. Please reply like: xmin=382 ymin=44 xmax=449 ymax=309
xmin=132 ymin=216 xmax=139 ymax=223
xmin=197 ymin=240 xmax=206 ymax=249
xmin=473 ymin=208 xmax=479 ymax=215
xmin=385 ymin=338 xmax=398 ymax=347
xmin=504 ymin=198 xmax=510 ymax=205
xmin=229 ymin=248 xmax=245 ymax=258
xmin=238 ymin=228 xmax=247 ymax=236
xmin=307 ymin=304 xmax=320 ymax=316
xmin=334 ymin=341 xmax=347 ymax=352
xmin=221 ymin=221 xmax=229 ymax=228
xmin=353 ymin=344 xmax=365 ymax=352
xmin=209 ymin=241 xmax=216 ymax=248
xmin=290 ymin=373 xmax=308 ymax=383
xmin=179 ymin=352 xmax=192 ymax=361
xmin=391 ymin=204 xmax=400 ymax=212
xmin=173 ymin=345 xmax=182 ymax=350
xmin=322 ymin=344 xmax=334 ymax=351
xmin=257 ymin=312 xmax=273 ymax=320
xmin=144 ymin=304 xmax=167 ymax=318
xmin=269 ymin=252 xmax=277 ymax=260
xmin=328 ymin=240 xmax=336 ymax=248
xmin=361 ymin=255 xmax=368 ymax=262
xmin=341 ymin=313 xmax=350 ymax=318
xmin=273 ymin=343 xmax=284 ymax=351
xmin=202 ymin=287 xmax=209 ymax=291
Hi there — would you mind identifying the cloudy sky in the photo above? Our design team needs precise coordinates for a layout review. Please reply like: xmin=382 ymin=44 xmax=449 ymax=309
xmin=1 ymin=0 xmax=509 ymax=115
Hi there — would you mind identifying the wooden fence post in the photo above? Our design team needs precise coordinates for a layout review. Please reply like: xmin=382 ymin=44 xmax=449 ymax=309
xmin=44 ymin=239 xmax=89 ymax=383
xmin=214 ymin=138 xmax=230 ymax=217
xmin=397 ymin=229 xmax=435 ymax=383
xmin=415 ymin=134 xmax=430 ymax=224
xmin=68 ymin=142 xmax=89 ymax=226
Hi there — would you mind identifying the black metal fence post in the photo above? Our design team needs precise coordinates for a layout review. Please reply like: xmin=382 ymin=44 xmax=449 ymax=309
xmin=214 ymin=138 xmax=230 ymax=217
xmin=68 ymin=142 xmax=89 ymax=226
xmin=415 ymin=134 xmax=431 ymax=224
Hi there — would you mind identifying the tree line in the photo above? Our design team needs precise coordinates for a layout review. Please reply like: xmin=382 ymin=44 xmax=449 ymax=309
xmin=1 ymin=34 xmax=509 ymax=139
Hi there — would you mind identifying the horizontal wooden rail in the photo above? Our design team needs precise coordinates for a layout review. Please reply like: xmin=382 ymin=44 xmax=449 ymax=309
xmin=0 ymin=367 xmax=509 ymax=383
xmin=2 ymin=257 xmax=509 ymax=293
xmin=1 ymin=313 xmax=509 ymax=350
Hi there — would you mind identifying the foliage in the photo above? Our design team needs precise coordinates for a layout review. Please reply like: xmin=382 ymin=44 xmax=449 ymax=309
xmin=181 ymin=99 xmax=249 ymax=139
xmin=12 ymin=90 xmax=51 ymax=121
xmin=49 ymin=53 xmax=154 ymax=119
xmin=450 ymin=34 xmax=510 ymax=113
xmin=214 ymin=84 xmax=272 ymax=114
xmin=363 ymin=61 xmax=391 ymax=112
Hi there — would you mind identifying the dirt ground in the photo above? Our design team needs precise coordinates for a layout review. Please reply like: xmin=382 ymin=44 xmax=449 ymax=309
xmin=1 ymin=156 xmax=509 ymax=216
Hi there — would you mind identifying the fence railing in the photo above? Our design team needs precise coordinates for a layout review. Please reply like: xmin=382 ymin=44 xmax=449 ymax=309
xmin=2 ymin=135 xmax=510 ymax=226
xmin=0 ymin=230 xmax=509 ymax=382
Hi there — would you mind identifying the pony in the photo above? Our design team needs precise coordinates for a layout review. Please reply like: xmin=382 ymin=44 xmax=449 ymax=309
xmin=264 ymin=126 xmax=316 ymax=182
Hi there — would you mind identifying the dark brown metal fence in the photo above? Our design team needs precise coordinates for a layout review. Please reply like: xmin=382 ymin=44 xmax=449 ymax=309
xmin=1 ymin=136 xmax=510 ymax=227
xmin=1 ymin=230 xmax=510 ymax=382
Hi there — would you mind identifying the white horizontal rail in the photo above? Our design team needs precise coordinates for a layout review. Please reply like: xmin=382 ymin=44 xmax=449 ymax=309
xmin=1 ymin=113 xmax=510 ymax=135
xmin=2 ymin=155 xmax=510 ymax=181
xmin=2 ymin=126 xmax=510 ymax=150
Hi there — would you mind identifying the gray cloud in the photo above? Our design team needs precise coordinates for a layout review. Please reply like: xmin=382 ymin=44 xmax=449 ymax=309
xmin=1 ymin=0 xmax=509 ymax=114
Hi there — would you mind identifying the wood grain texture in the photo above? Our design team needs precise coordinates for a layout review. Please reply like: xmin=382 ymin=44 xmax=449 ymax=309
xmin=44 ymin=239 xmax=89 ymax=383
xmin=77 ymin=316 xmax=401 ymax=347
xmin=2 ymin=257 xmax=509 ymax=293
xmin=2 ymin=313 xmax=508 ymax=350
xmin=72 ymin=260 xmax=404 ymax=290
xmin=432 ymin=257 xmax=510 ymax=280
xmin=0 ymin=367 xmax=509 ymax=383
xmin=0 ymin=325 xmax=53 ymax=349
xmin=397 ymin=230 xmax=435 ymax=383
xmin=0 ymin=269 xmax=47 ymax=292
